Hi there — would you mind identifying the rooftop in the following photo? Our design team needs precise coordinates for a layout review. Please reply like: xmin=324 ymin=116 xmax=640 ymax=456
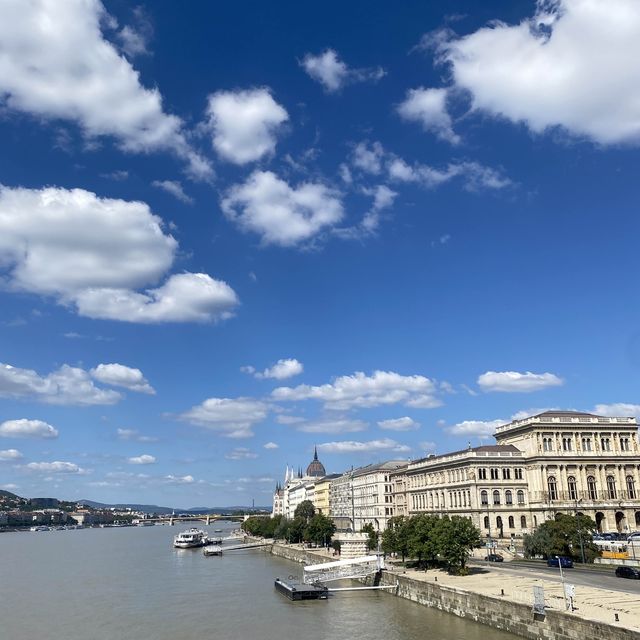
xmin=495 ymin=410 xmax=637 ymax=434
xmin=407 ymin=444 xmax=521 ymax=470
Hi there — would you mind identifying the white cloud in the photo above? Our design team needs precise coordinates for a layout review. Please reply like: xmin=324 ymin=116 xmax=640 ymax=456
xmin=0 ymin=483 xmax=19 ymax=490
xmin=273 ymin=370 xmax=442 ymax=411
xmin=127 ymin=454 xmax=156 ymax=465
xmin=179 ymin=397 xmax=269 ymax=438
xmin=593 ymin=403 xmax=640 ymax=418
xmin=0 ymin=363 xmax=120 ymax=405
xmin=317 ymin=438 xmax=410 ymax=454
xmin=248 ymin=358 xmax=304 ymax=380
xmin=439 ymin=0 xmax=640 ymax=146
xmin=90 ymin=363 xmax=155 ymax=394
xmin=116 ymin=428 xmax=158 ymax=443
xmin=225 ymin=447 xmax=258 ymax=460
xmin=397 ymin=87 xmax=460 ymax=144
xmin=0 ymin=448 xmax=22 ymax=461
xmin=301 ymin=49 xmax=385 ymax=92
xmin=206 ymin=89 xmax=288 ymax=164
xmin=377 ymin=416 xmax=420 ymax=431
xmin=165 ymin=474 xmax=194 ymax=484
xmin=419 ymin=441 xmax=437 ymax=453
xmin=25 ymin=461 xmax=86 ymax=474
xmin=263 ymin=441 xmax=279 ymax=449
xmin=0 ymin=419 xmax=59 ymax=439
xmin=477 ymin=371 xmax=564 ymax=393
xmin=221 ymin=170 xmax=344 ymax=247
xmin=296 ymin=418 xmax=367 ymax=434
xmin=0 ymin=186 xmax=238 ymax=323
xmin=151 ymin=180 xmax=193 ymax=204
xmin=359 ymin=185 xmax=398 ymax=234
xmin=352 ymin=141 xmax=385 ymax=174
xmin=0 ymin=0 xmax=211 ymax=177
xmin=275 ymin=415 xmax=306 ymax=425
xmin=446 ymin=419 xmax=505 ymax=437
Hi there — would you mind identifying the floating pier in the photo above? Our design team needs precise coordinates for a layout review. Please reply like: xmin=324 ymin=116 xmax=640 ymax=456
xmin=274 ymin=578 xmax=328 ymax=601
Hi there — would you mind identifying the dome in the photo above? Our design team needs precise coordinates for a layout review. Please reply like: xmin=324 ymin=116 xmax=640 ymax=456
xmin=305 ymin=446 xmax=326 ymax=477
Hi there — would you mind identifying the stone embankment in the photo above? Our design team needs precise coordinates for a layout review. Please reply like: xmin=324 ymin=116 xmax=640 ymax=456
xmin=266 ymin=542 xmax=640 ymax=640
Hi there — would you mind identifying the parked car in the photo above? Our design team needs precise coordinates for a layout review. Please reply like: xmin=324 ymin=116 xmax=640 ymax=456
xmin=615 ymin=566 xmax=640 ymax=579
xmin=485 ymin=554 xmax=504 ymax=562
xmin=547 ymin=556 xmax=574 ymax=568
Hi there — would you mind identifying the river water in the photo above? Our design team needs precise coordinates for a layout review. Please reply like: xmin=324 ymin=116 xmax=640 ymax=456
xmin=0 ymin=522 xmax=518 ymax=640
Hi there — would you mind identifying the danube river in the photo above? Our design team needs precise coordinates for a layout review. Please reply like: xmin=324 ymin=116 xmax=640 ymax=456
xmin=0 ymin=522 xmax=518 ymax=640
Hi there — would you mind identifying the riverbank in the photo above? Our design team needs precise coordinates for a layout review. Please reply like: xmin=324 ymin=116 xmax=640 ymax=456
xmin=267 ymin=542 xmax=640 ymax=640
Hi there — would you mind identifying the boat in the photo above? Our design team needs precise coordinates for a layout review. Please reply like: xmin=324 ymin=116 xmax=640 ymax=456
xmin=274 ymin=577 xmax=328 ymax=601
xmin=203 ymin=546 xmax=223 ymax=556
xmin=29 ymin=526 xmax=51 ymax=532
xmin=173 ymin=528 xmax=208 ymax=548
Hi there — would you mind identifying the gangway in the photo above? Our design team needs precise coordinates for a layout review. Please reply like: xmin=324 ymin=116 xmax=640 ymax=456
xmin=303 ymin=554 xmax=386 ymax=585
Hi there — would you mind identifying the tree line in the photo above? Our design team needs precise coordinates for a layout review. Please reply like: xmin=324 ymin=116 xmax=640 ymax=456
xmin=523 ymin=513 xmax=600 ymax=562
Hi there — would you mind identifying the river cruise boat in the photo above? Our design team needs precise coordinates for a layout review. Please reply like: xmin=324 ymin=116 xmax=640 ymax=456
xmin=173 ymin=528 xmax=208 ymax=548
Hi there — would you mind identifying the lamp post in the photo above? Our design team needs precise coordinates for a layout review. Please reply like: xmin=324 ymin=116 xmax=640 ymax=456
xmin=556 ymin=555 xmax=568 ymax=610
xmin=575 ymin=499 xmax=586 ymax=564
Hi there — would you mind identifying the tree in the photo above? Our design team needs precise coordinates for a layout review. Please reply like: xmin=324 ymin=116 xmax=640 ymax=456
xmin=361 ymin=523 xmax=378 ymax=551
xmin=436 ymin=516 xmax=482 ymax=574
xmin=287 ymin=516 xmax=306 ymax=543
xmin=408 ymin=514 xmax=440 ymax=568
xmin=294 ymin=500 xmax=316 ymax=523
xmin=304 ymin=513 xmax=336 ymax=546
xmin=381 ymin=516 xmax=414 ymax=562
xmin=523 ymin=514 xmax=599 ymax=562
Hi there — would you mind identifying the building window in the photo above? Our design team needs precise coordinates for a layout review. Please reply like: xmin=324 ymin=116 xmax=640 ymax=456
xmin=493 ymin=490 xmax=501 ymax=505
xmin=514 ymin=468 xmax=523 ymax=480
xmin=601 ymin=437 xmax=611 ymax=451
xmin=620 ymin=437 xmax=630 ymax=451
xmin=567 ymin=476 xmax=577 ymax=501
xmin=581 ymin=437 xmax=592 ymax=451
xmin=562 ymin=437 xmax=573 ymax=451
xmin=483 ymin=516 xmax=489 ymax=529
xmin=508 ymin=516 xmax=515 ymax=529
xmin=587 ymin=475 xmax=597 ymax=500
xmin=490 ymin=468 xmax=499 ymax=480
xmin=627 ymin=475 xmax=637 ymax=499
xmin=520 ymin=515 xmax=527 ymax=529
xmin=607 ymin=475 xmax=617 ymax=499
xmin=505 ymin=490 xmax=513 ymax=505
xmin=517 ymin=489 xmax=525 ymax=505
xmin=543 ymin=437 xmax=554 ymax=451
xmin=480 ymin=490 xmax=488 ymax=506
xmin=547 ymin=476 xmax=558 ymax=501
xmin=478 ymin=468 xmax=487 ymax=480
xmin=502 ymin=468 xmax=511 ymax=480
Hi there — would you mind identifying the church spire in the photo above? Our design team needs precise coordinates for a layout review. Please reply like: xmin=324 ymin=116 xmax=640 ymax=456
xmin=313 ymin=445 xmax=318 ymax=461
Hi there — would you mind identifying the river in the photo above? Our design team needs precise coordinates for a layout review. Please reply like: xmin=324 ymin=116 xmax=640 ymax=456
xmin=0 ymin=522 xmax=519 ymax=640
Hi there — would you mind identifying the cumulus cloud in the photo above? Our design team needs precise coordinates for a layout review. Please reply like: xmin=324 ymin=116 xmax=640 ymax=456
xmin=90 ymin=363 xmax=155 ymax=394
xmin=165 ymin=474 xmax=194 ymax=484
xmin=0 ymin=419 xmax=59 ymax=439
xmin=0 ymin=0 xmax=211 ymax=177
xmin=397 ymin=87 xmax=460 ymax=144
xmin=0 ymin=448 xmax=22 ymax=461
xmin=438 ymin=0 xmax=640 ymax=146
xmin=477 ymin=371 xmax=564 ymax=393
xmin=273 ymin=370 xmax=443 ymax=411
xmin=116 ymin=428 xmax=158 ymax=443
xmin=206 ymin=89 xmax=288 ymax=164
xmin=352 ymin=141 xmax=385 ymax=174
xmin=245 ymin=358 xmax=304 ymax=380
xmin=225 ymin=447 xmax=258 ymax=460
xmin=221 ymin=170 xmax=344 ymax=247
xmin=0 ymin=186 xmax=238 ymax=323
xmin=151 ymin=180 xmax=193 ymax=204
xmin=127 ymin=454 xmax=156 ymax=465
xmin=25 ymin=461 xmax=86 ymax=474
xmin=377 ymin=417 xmax=420 ymax=431
xmin=593 ymin=403 xmax=640 ymax=418
xmin=179 ymin=397 xmax=269 ymax=438
xmin=317 ymin=438 xmax=410 ymax=454
xmin=263 ymin=441 xmax=279 ymax=449
xmin=0 ymin=363 xmax=120 ymax=405
xmin=301 ymin=49 xmax=385 ymax=92
xmin=445 ymin=419 xmax=505 ymax=437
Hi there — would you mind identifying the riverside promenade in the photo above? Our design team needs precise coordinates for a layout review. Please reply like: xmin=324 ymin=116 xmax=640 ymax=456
xmin=267 ymin=542 xmax=640 ymax=640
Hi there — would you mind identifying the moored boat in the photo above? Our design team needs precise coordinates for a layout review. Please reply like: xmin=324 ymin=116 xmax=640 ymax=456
xmin=173 ymin=528 xmax=208 ymax=548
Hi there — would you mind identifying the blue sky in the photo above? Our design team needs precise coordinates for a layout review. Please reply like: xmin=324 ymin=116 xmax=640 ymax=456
xmin=1 ymin=0 xmax=640 ymax=507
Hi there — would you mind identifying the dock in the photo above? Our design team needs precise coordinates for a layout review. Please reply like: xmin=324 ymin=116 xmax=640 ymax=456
xmin=274 ymin=578 xmax=328 ymax=601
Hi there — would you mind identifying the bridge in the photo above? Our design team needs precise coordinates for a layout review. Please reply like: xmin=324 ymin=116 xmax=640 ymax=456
xmin=136 ymin=514 xmax=247 ymax=526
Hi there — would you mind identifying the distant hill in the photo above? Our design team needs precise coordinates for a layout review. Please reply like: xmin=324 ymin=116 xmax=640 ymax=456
xmin=78 ymin=500 xmax=270 ymax=514
xmin=0 ymin=489 xmax=20 ymax=500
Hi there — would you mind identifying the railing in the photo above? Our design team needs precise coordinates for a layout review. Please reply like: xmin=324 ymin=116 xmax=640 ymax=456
xmin=495 ymin=415 xmax=636 ymax=434
xmin=532 ymin=490 xmax=638 ymax=503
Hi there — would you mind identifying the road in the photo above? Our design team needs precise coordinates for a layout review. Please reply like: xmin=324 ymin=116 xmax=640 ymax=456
xmin=468 ymin=559 xmax=640 ymax=594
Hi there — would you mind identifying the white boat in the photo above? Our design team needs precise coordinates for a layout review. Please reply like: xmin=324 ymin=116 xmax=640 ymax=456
xmin=173 ymin=528 xmax=208 ymax=548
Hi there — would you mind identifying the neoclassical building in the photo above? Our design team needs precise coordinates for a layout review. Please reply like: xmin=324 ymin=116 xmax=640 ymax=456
xmin=394 ymin=411 xmax=640 ymax=538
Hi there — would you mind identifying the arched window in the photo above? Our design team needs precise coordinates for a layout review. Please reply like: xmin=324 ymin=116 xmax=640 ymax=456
xmin=517 ymin=490 xmax=525 ymax=505
xmin=496 ymin=516 xmax=503 ymax=533
xmin=567 ymin=476 xmax=577 ymax=501
xmin=627 ymin=476 xmax=637 ymax=500
xmin=543 ymin=437 xmax=553 ymax=451
xmin=533 ymin=515 xmax=538 ymax=527
xmin=607 ymin=475 xmax=617 ymax=499
xmin=587 ymin=475 xmax=597 ymax=500
xmin=483 ymin=516 xmax=489 ymax=529
xmin=547 ymin=476 xmax=558 ymax=501
xmin=508 ymin=516 xmax=515 ymax=528
xmin=493 ymin=490 xmax=501 ymax=505
xmin=505 ymin=490 xmax=513 ymax=505
xmin=480 ymin=490 xmax=488 ymax=505
xmin=520 ymin=515 xmax=527 ymax=529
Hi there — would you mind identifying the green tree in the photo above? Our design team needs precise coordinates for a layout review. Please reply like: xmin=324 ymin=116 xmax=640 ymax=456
xmin=361 ymin=523 xmax=379 ymax=551
xmin=287 ymin=516 xmax=306 ymax=543
xmin=294 ymin=500 xmax=316 ymax=523
xmin=436 ymin=516 xmax=482 ymax=574
xmin=381 ymin=516 xmax=414 ymax=562
xmin=523 ymin=514 xmax=599 ymax=562
xmin=304 ymin=513 xmax=336 ymax=546
xmin=408 ymin=514 xmax=440 ymax=568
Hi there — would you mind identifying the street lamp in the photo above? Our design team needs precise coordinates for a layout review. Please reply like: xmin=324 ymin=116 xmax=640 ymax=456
xmin=556 ymin=555 xmax=568 ymax=610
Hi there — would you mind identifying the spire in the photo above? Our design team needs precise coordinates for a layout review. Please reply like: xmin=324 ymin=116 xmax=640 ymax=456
xmin=313 ymin=445 xmax=318 ymax=461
